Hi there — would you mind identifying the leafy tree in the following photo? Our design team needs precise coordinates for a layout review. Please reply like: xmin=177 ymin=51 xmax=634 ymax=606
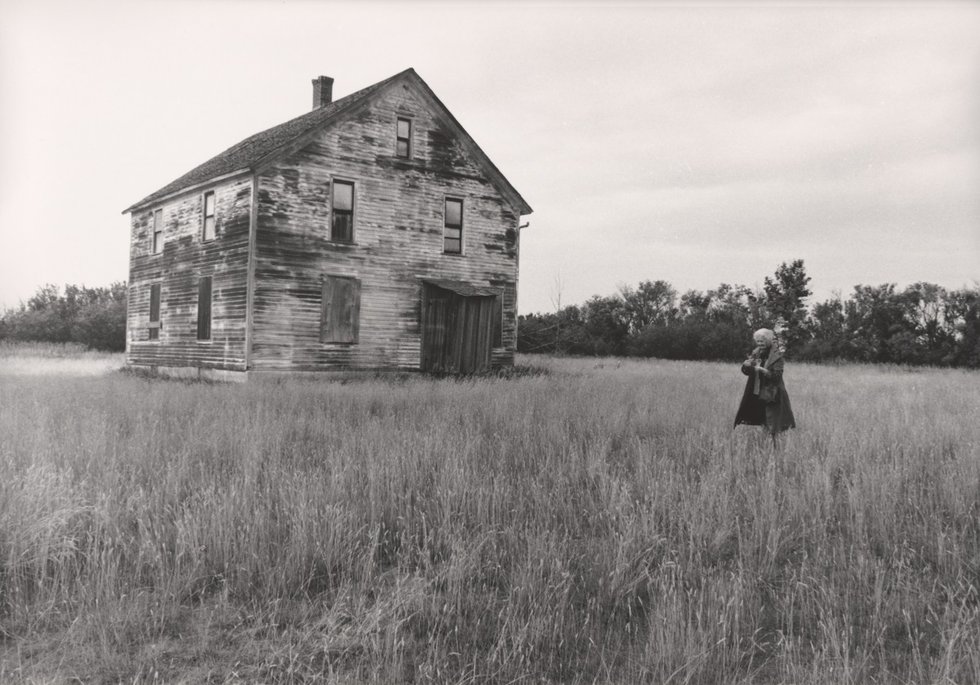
xmin=845 ymin=284 xmax=910 ymax=363
xmin=946 ymin=286 xmax=980 ymax=368
xmin=899 ymin=282 xmax=956 ymax=364
xmin=678 ymin=289 xmax=711 ymax=321
xmin=620 ymin=280 xmax=677 ymax=334
xmin=0 ymin=282 xmax=128 ymax=351
xmin=704 ymin=283 xmax=762 ymax=327
xmin=801 ymin=295 xmax=847 ymax=361
xmin=580 ymin=295 xmax=629 ymax=355
xmin=763 ymin=259 xmax=812 ymax=352
xmin=72 ymin=282 xmax=128 ymax=351
xmin=517 ymin=313 xmax=556 ymax=353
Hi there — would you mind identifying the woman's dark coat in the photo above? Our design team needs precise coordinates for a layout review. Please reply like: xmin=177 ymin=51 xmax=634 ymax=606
xmin=733 ymin=346 xmax=796 ymax=434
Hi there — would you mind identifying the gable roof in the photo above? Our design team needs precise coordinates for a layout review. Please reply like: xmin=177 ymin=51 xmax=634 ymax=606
xmin=123 ymin=68 xmax=532 ymax=216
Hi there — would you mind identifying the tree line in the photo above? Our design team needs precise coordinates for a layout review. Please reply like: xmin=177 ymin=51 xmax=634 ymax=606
xmin=0 ymin=282 xmax=128 ymax=352
xmin=518 ymin=260 xmax=980 ymax=368
xmin=2 ymin=265 xmax=978 ymax=367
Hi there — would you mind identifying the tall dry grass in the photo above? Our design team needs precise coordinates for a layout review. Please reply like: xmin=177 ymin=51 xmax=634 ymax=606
xmin=1 ymin=356 xmax=978 ymax=683
xmin=0 ymin=341 xmax=124 ymax=377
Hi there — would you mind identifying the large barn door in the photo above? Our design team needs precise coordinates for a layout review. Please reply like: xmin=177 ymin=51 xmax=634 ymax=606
xmin=421 ymin=283 xmax=494 ymax=374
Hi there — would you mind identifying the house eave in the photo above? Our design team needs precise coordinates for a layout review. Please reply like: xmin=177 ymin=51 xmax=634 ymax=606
xmin=121 ymin=167 xmax=252 ymax=215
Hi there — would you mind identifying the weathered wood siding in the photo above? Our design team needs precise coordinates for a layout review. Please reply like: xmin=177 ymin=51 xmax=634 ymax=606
xmin=251 ymin=81 xmax=521 ymax=371
xmin=127 ymin=176 xmax=251 ymax=370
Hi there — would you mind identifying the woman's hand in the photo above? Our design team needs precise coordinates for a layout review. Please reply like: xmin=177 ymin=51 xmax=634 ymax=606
xmin=756 ymin=366 xmax=769 ymax=377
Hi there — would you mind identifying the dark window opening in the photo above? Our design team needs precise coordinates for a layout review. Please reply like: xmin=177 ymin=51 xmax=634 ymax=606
xmin=396 ymin=117 xmax=411 ymax=158
xmin=331 ymin=180 xmax=354 ymax=243
xmin=197 ymin=276 xmax=212 ymax=341
xmin=152 ymin=209 xmax=163 ymax=254
xmin=321 ymin=275 xmax=361 ymax=344
xmin=444 ymin=198 xmax=462 ymax=254
xmin=492 ymin=293 xmax=503 ymax=348
xmin=202 ymin=191 xmax=216 ymax=241
xmin=148 ymin=283 xmax=161 ymax=341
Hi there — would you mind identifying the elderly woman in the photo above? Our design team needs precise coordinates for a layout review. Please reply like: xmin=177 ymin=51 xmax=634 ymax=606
xmin=734 ymin=328 xmax=796 ymax=437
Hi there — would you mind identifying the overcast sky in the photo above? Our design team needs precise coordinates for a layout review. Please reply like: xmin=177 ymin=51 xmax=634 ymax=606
xmin=1 ymin=0 xmax=977 ymax=315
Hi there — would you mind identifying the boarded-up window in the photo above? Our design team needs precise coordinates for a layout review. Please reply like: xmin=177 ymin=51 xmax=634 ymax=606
xmin=202 ymin=191 xmax=216 ymax=241
xmin=331 ymin=180 xmax=354 ymax=243
xmin=320 ymin=275 xmax=361 ymax=344
xmin=197 ymin=276 xmax=212 ymax=341
xmin=444 ymin=198 xmax=462 ymax=254
xmin=396 ymin=118 xmax=411 ymax=158
xmin=152 ymin=209 xmax=163 ymax=254
xmin=148 ymin=283 xmax=161 ymax=341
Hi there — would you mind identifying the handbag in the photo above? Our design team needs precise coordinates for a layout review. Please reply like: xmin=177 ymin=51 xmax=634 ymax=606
xmin=758 ymin=384 xmax=778 ymax=403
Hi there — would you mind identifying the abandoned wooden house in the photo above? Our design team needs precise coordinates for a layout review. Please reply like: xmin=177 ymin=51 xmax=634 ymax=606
xmin=123 ymin=68 xmax=532 ymax=378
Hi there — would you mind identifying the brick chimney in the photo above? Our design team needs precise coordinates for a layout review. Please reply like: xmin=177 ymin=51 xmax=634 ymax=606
xmin=312 ymin=76 xmax=334 ymax=109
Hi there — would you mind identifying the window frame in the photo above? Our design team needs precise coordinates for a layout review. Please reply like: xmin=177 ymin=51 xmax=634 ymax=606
xmin=202 ymin=190 xmax=216 ymax=242
xmin=151 ymin=208 xmax=163 ymax=255
xmin=196 ymin=276 xmax=212 ymax=342
xmin=148 ymin=283 xmax=162 ymax=341
xmin=396 ymin=117 xmax=412 ymax=158
xmin=330 ymin=179 xmax=355 ymax=243
xmin=443 ymin=197 xmax=463 ymax=254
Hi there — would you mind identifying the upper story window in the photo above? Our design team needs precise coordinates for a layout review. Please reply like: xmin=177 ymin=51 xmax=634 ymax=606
xmin=444 ymin=198 xmax=463 ymax=254
xmin=331 ymin=180 xmax=354 ymax=243
xmin=152 ymin=209 xmax=163 ymax=254
xmin=396 ymin=118 xmax=412 ymax=158
xmin=202 ymin=191 xmax=216 ymax=241
xmin=148 ymin=283 xmax=161 ymax=341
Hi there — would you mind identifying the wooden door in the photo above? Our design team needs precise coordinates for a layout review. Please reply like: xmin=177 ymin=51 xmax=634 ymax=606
xmin=421 ymin=284 xmax=494 ymax=374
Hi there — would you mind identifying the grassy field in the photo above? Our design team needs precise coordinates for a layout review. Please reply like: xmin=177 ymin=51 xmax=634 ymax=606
xmin=1 ymin=350 xmax=978 ymax=683
xmin=0 ymin=341 xmax=124 ymax=377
